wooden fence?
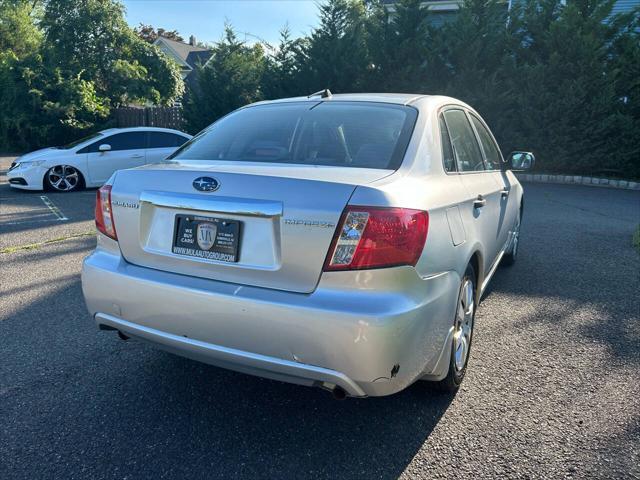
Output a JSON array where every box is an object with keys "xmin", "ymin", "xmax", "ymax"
[{"xmin": 112, "ymin": 106, "xmax": 185, "ymax": 131}]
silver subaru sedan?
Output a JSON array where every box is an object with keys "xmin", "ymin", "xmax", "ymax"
[{"xmin": 81, "ymin": 92, "xmax": 534, "ymax": 398}]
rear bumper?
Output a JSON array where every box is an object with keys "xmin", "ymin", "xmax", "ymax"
[
  {"xmin": 82, "ymin": 243, "xmax": 459, "ymax": 397},
  {"xmin": 96, "ymin": 312, "xmax": 367, "ymax": 396}
]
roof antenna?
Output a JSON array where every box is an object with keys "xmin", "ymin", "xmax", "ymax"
[{"xmin": 308, "ymin": 89, "xmax": 332, "ymax": 99}]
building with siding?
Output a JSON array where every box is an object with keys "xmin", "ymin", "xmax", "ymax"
[
  {"xmin": 382, "ymin": 0, "xmax": 470, "ymax": 27},
  {"xmin": 610, "ymin": 0, "xmax": 639, "ymax": 16},
  {"xmin": 382, "ymin": 0, "xmax": 639, "ymax": 26}
]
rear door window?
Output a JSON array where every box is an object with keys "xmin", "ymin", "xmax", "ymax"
[
  {"xmin": 443, "ymin": 110, "xmax": 484, "ymax": 172},
  {"xmin": 107, "ymin": 132, "xmax": 147, "ymax": 151},
  {"xmin": 469, "ymin": 114, "xmax": 502, "ymax": 171},
  {"xmin": 147, "ymin": 132, "xmax": 188, "ymax": 149}
]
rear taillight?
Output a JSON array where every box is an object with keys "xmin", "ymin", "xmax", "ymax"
[
  {"xmin": 95, "ymin": 185, "xmax": 117, "ymax": 240},
  {"xmin": 323, "ymin": 206, "xmax": 428, "ymax": 271}
]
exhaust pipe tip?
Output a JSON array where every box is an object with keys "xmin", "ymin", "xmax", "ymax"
[
  {"xmin": 332, "ymin": 386, "xmax": 347, "ymax": 401},
  {"xmin": 117, "ymin": 330, "xmax": 130, "ymax": 341}
]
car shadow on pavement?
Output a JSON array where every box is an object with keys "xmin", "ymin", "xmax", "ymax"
[
  {"xmin": 473, "ymin": 188, "xmax": 639, "ymax": 477},
  {"xmin": 1, "ymin": 272, "xmax": 455, "ymax": 480},
  {"xmin": 484, "ymin": 183, "xmax": 639, "ymax": 359}
]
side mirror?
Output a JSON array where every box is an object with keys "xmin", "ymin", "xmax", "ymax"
[
  {"xmin": 98, "ymin": 144, "xmax": 111, "ymax": 152},
  {"xmin": 506, "ymin": 151, "xmax": 535, "ymax": 171}
]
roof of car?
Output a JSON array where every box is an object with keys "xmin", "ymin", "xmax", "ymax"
[
  {"xmin": 99, "ymin": 127, "xmax": 190, "ymax": 136},
  {"xmin": 249, "ymin": 93, "xmax": 431, "ymax": 107}
]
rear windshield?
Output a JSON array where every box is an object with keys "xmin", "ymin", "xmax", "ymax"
[{"xmin": 168, "ymin": 102, "xmax": 418, "ymax": 170}]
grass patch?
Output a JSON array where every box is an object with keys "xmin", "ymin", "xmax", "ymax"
[
  {"xmin": 0, "ymin": 231, "xmax": 95, "ymax": 254},
  {"xmin": 634, "ymin": 225, "xmax": 640, "ymax": 254}
]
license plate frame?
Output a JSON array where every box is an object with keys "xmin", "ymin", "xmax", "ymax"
[{"xmin": 172, "ymin": 214, "xmax": 241, "ymax": 263}]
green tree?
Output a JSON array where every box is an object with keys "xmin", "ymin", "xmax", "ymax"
[
  {"xmin": 0, "ymin": 0, "xmax": 183, "ymax": 152},
  {"xmin": 183, "ymin": 26, "xmax": 265, "ymax": 133},
  {"xmin": 109, "ymin": 39, "xmax": 185, "ymax": 106},
  {"xmin": 365, "ymin": 0, "xmax": 431, "ymax": 91},
  {"xmin": 134, "ymin": 23, "xmax": 184, "ymax": 43},
  {"xmin": 297, "ymin": 0, "xmax": 370, "ymax": 93},
  {"xmin": 499, "ymin": 0, "xmax": 635, "ymax": 175},
  {"xmin": 0, "ymin": 51, "xmax": 109, "ymax": 151},
  {"xmin": 40, "ymin": 0, "xmax": 183, "ymax": 107},
  {"xmin": 607, "ymin": 7, "xmax": 640, "ymax": 175},
  {"xmin": 0, "ymin": 0, "xmax": 43, "ymax": 58},
  {"xmin": 41, "ymin": 0, "xmax": 130, "ymax": 78},
  {"xmin": 426, "ymin": 0, "xmax": 513, "ymax": 120},
  {"xmin": 262, "ymin": 26, "xmax": 306, "ymax": 99}
]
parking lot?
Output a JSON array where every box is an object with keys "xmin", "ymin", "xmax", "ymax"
[{"xmin": 1, "ymin": 155, "xmax": 639, "ymax": 479}]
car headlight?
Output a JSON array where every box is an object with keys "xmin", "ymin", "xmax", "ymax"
[{"xmin": 19, "ymin": 160, "xmax": 46, "ymax": 169}]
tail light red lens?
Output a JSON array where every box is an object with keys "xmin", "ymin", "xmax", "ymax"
[
  {"xmin": 95, "ymin": 185, "xmax": 117, "ymax": 240},
  {"xmin": 324, "ymin": 206, "xmax": 429, "ymax": 271}
]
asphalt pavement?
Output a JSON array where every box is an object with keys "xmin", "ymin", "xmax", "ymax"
[{"xmin": 1, "ymin": 156, "xmax": 639, "ymax": 479}]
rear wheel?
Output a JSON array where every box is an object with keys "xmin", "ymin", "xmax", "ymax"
[
  {"xmin": 45, "ymin": 165, "xmax": 83, "ymax": 192},
  {"xmin": 502, "ymin": 210, "xmax": 521, "ymax": 266},
  {"xmin": 435, "ymin": 264, "xmax": 476, "ymax": 392}
]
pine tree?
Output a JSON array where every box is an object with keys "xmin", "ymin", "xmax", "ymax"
[
  {"xmin": 262, "ymin": 27, "xmax": 306, "ymax": 99},
  {"xmin": 297, "ymin": 0, "xmax": 370, "ymax": 93},
  {"xmin": 500, "ymin": 0, "xmax": 634, "ymax": 174},
  {"xmin": 183, "ymin": 25, "xmax": 266, "ymax": 133}
]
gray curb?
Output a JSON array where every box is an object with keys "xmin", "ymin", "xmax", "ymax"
[{"xmin": 515, "ymin": 173, "xmax": 640, "ymax": 191}]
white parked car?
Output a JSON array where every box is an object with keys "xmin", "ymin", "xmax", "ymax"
[
  {"xmin": 7, "ymin": 127, "xmax": 191, "ymax": 192},
  {"xmin": 82, "ymin": 93, "xmax": 534, "ymax": 398}
]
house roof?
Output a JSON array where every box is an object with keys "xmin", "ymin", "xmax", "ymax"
[
  {"xmin": 155, "ymin": 37, "xmax": 213, "ymax": 70},
  {"xmin": 184, "ymin": 50, "xmax": 213, "ymax": 70}
]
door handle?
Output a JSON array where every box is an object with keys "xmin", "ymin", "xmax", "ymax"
[
  {"xmin": 501, "ymin": 189, "xmax": 510, "ymax": 198},
  {"xmin": 473, "ymin": 196, "xmax": 486, "ymax": 209},
  {"xmin": 130, "ymin": 154, "xmax": 144, "ymax": 159}
]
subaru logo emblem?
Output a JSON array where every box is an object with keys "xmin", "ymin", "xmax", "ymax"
[{"xmin": 192, "ymin": 176, "xmax": 220, "ymax": 192}]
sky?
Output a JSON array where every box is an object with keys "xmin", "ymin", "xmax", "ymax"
[{"xmin": 122, "ymin": 0, "xmax": 322, "ymax": 46}]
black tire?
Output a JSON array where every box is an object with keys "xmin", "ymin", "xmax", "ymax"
[
  {"xmin": 502, "ymin": 210, "xmax": 521, "ymax": 266},
  {"xmin": 44, "ymin": 165, "xmax": 83, "ymax": 192},
  {"xmin": 434, "ymin": 263, "xmax": 477, "ymax": 393}
]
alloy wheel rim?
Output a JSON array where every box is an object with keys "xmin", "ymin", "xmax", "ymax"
[
  {"xmin": 512, "ymin": 215, "xmax": 521, "ymax": 257},
  {"xmin": 453, "ymin": 278, "xmax": 474, "ymax": 372},
  {"xmin": 48, "ymin": 165, "xmax": 79, "ymax": 191}
]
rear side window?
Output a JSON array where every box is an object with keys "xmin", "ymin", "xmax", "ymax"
[
  {"xmin": 469, "ymin": 114, "xmax": 502, "ymax": 170},
  {"xmin": 147, "ymin": 132, "xmax": 188, "ymax": 149},
  {"xmin": 168, "ymin": 102, "xmax": 418, "ymax": 170},
  {"xmin": 82, "ymin": 132, "xmax": 146, "ymax": 153},
  {"xmin": 439, "ymin": 115, "xmax": 456, "ymax": 173},
  {"xmin": 443, "ymin": 110, "xmax": 484, "ymax": 172}
]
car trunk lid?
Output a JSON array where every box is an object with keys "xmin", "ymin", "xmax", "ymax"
[{"xmin": 110, "ymin": 163, "xmax": 392, "ymax": 293}]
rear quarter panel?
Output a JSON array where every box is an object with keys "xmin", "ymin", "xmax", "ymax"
[
  {"xmin": 345, "ymin": 99, "xmax": 489, "ymax": 379},
  {"xmin": 348, "ymin": 96, "xmax": 487, "ymax": 286}
]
